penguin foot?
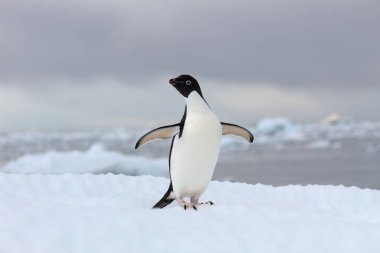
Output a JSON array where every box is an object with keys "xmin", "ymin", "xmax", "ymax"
[
  {"xmin": 182, "ymin": 203, "xmax": 197, "ymax": 211},
  {"xmin": 200, "ymin": 201, "xmax": 214, "ymax": 205},
  {"xmin": 177, "ymin": 198, "xmax": 197, "ymax": 211}
]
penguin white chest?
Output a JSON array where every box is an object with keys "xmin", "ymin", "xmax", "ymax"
[{"xmin": 170, "ymin": 92, "xmax": 222, "ymax": 198}]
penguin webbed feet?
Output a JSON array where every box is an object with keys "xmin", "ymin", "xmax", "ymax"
[
  {"xmin": 177, "ymin": 198, "xmax": 199, "ymax": 211},
  {"xmin": 199, "ymin": 201, "xmax": 214, "ymax": 205},
  {"xmin": 177, "ymin": 198, "xmax": 214, "ymax": 210},
  {"xmin": 183, "ymin": 204, "xmax": 197, "ymax": 211}
]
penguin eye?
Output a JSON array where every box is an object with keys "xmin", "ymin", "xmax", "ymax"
[{"xmin": 185, "ymin": 80, "xmax": 191, "ymax": 85}]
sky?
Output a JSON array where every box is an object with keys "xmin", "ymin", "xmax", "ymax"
[{"xmin": 0, "ymin": 0, "xmax": 379, "ymax": 132}]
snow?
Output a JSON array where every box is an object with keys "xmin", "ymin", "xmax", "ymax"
[
  {"xmin": 1, "ymin": 173, "xmax": 379, "ymax": 253},
  {"xmin": 1, "ymin": 144, "xmax": 167, "ymax": 176}
]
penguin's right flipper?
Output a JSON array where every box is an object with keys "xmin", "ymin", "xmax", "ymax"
[
  {"xmin": 153, "ymin": 182, "xmax": 175, "ymax": 209},
  {"xmin": 135, "ymin": 124, "xmax": 180, "ymax": 149}
]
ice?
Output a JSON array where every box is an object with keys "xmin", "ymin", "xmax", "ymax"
[
  {"xmin": 253, "ymin": 117, "xmax": 380, "ymax": 144},
  {"xmin": 0, "ymin": 173, "xmax": 379, "ymax": 253},
  {"xmin": 255, "ymin": 117, "xmax": 298, "ymax": 136},
  {"xmin": 1, "ymin": 118, "xmax": 380, "ymax": 165},
  {"xmin": 254, "ymin": 117, "xmax": 304, "ymax": 143},
  {"xmin": 1, "ymin": 118, "xmax": 380, "ymax": 182},
  {"xmin": 1, "ymin": 144, "xmax": 167, "ymax": 176}
]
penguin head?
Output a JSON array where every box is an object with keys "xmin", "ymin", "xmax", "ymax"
[{"xmin": 169, "ymin": 75, "xmax": 203, "ymax": 98}]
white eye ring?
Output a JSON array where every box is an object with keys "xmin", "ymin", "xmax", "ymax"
[{"xmin": 186, "ymin": 80, "xmax": 191, "ymax": 85}]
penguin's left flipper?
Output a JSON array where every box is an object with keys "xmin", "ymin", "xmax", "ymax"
[
  {"xmin": 221, "ymin": 122, "xmax": 254, "ymax": 142},
  {"xmin": 135, "ymin": 124, "xmax": 180, "ymax": 149}
]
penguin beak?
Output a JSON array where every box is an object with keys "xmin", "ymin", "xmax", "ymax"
[{"xmin": 169, "ymin": 79, "xmax": 176, "ymax": 85}]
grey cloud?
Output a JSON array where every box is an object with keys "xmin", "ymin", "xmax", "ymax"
[{"xmin": 0, "ymin": 0, "xmax": 379, "ymax": 88}]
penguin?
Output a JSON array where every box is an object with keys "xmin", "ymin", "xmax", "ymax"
[{"xmin": 135, "ymin": 75, "xmax": 254, "ymax": 210}]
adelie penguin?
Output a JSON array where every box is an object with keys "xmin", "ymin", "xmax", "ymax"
[{"xmin": 135, "ymin": 75, "xmax": 254, "ymax": 210}]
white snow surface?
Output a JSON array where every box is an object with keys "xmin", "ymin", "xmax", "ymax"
[{"xmin": 1, "ymin": 173, "xmax": 379, "ymax": 253}]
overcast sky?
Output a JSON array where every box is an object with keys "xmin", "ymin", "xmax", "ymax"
[{"xmin": 0, "ymin": 0, "xmax": 379, "ymax": 132}]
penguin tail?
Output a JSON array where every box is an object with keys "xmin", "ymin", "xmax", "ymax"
[{"xmin": 153, "ymin": 182, "xmax": 175, "ymax": 209}]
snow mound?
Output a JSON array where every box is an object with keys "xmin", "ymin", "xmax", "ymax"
[
  {"xmin": 1, "ymin": 173, "xmax": 379, "ymax": 253},
  {"xmin": 1, "ymin": 144, "xmax": 167, "ymax": 176}
]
